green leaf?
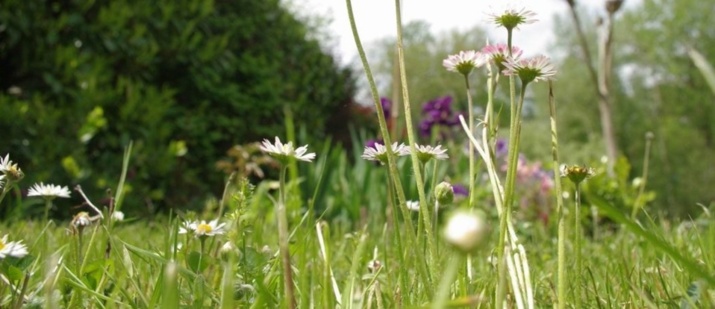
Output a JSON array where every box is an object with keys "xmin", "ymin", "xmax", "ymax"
[{"xmin": 186, "ymin": 251, "xmax": 211, "ymax": 273}]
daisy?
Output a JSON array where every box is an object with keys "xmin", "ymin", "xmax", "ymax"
[
  {"xmin": 0, "ymin": 154, "xmax": 12, "ymax": 173},
  {"xmin": 361, "ymin": 142, "xmax": 410, "ymax": 164},
  {"xmin": 414, "ymin": 144, "xmax": 449, "ymax": 164},
  {"xmin": 260, "ymin": 137, "xmax": 315, "ymax": 163},
  {"xmin": 72, "ymin": 212, "xmax": 93, "ymax": 228},
  {"xmin": 179, "ymin": 219, "xmax": 226, "ymax": 237},
  {"xmin": 406, "ymin": 200, "xmax": 420, "ymax": 212},
  {"xmin": 442, "ymin": 50, "xmax": 488, "ymax": 76},
  {"xmin": 482, "ymin": 43, "xmax": 523, "ymax": 72},
  {"xmin": 487, "ymin": 4, "xmax": 538, "ymax": 31},
  {"xmin": 0, "ymin": 234, "xmax": 28, "ymax": 259},
  {"xmin": 503, "ymin": 55, "xmax": 557, "ymax": 84},
  {"xmin": 27, "ymin": 183, "xmax": 71, "ymax": 199},
  {"xmin": 560, "ymin": 164, "xmax": 596, "ymax": 185}
]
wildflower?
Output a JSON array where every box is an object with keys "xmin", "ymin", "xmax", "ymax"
[
  {"xmin": 367, "ymin": 259, "xmax": 382, "ymax": 273},
  {"xmin": 482, "ymin": 43, "xmax": 523, "ymax": 72},
  {"xmin": 364, "ymin": 139, "xmax": 384, "ymax": 150},
  {"xmin": 560, "ymin": 164, "xmax": 595, "ymax": 185},
  {"xmin": 495, "ymin": 139, "xmax": 508, "ymax": 157},
  {"xmin": 260, "ymin": 137, "xmax": 315, "ymax": 163},
  {"xmin": 452, "ymin": 184, "xmax": 469, "ymax": 197},
  {"xmin": 0, "ymin": 234, "xmax": 28, "ymax": 259},
  {"xmin": 0, "ymin": 154, "xmax": 13, "ymax": 173},
  {"xmin": 442, "ymin": 50, "xmax": 488, "ymax": 76},
  {"xmin": 111, "ymin": 211, "xmax": 125, "ymax": 222},
  {"xmin": 419, "ymin": 96, "xmax": 461, "ymax": 138},
  {"xmin": 72, "ymin": 212, "xmax": 92, "ymax": 228},
  {"xmin": 444, "ymin": 210, "xmax": 489, "ymax": 252},
  {"xmin": 361, "ymin": 142, "xmax": 410, "ymax": 164},
  {"xmin": 27, "ymin": 183, "xmax": 71, "ymax": 199},
  {"xmin": 179, "ymin": 219, "xmax": 226, "ymax": 237},
  {"xmin": 488, "ymin": 4, "xmax": 538, "ymax": 31},
  {"xmin": 414, "ymin": 144, "xmax": 449, "ymax": 164},
  {"xmin": 380, "ymin": 97, "xmax": 392, "ymax": 120},
  {"xmin": 406, "ymin": 200, "xmax": 420, "ymax": 212},
  {"xmin": 503, "ymin": 55, "xmax": 557, "ymax": 84},
  {"xmin": 435, "ymin": 182, "xmax": 455, "ymax": 205}
]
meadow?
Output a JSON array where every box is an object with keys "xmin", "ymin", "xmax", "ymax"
[{"xmin": 2, "ymin": 1, "xmax": 715, "ymax": 308}]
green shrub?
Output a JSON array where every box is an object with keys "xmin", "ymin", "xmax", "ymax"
[{"xmin": 0, "ymin": 0, "xmax": 356, "ymax": 216}]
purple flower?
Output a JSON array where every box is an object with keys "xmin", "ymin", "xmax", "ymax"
[
  {"xmin": 365, "ymin": 139, "xmax": 384, "ymax": 150},
  {"xmin": 380, "ymin": 97, "xmax": 392, "ymax": 119},
  {"xmin": 419, "ymin": 96, "xmax": 461, "ymax": 138},
  {"xmin": 495, "ymin": 139, "xmax": 507, "ymax": 157},
  {"xmin": 452, "ymin": 184, "xmax": 469, "ymax": 197}
]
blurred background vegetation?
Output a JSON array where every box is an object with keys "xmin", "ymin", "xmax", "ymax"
[{"xmin": 0, "ymin": 0, "xmax": 713, "ymax": 218}]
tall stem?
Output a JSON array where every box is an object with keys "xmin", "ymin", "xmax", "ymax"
[
  {"xmin": 43, "ymin": 199, "xmax": 52, "ymax": 222},
  {"xmin": 465, "ymin": 75, "xmax": 476, "ymax": 209},
  {"xmin": 432, "ymin": 254, "xmax": 463, "ymax": 309},
  {"xmin": 277, "ymin": 166, "xmax": 296, "ymax": 309},
  {"xmin": 345, "ymin": 0, "xmax": 431, "ymax": 291},
  {"xmin": 574, "ymin": 183, "xmax": 583, "ymax": 309},
  {"xmin": 393, "ymin": 0, "xmax": 437, "ymax": 276},
  {"xmin": 548, "ymin": 82, "xmax": 567, "ymax": 309}
]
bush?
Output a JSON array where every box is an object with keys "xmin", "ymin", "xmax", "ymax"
[{"xmin": 0, "ymin": 0, "xmax": 356, "ymax": 216}]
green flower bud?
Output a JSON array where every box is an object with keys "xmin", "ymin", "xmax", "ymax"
[{"xmin": 435, "ymin": 182, "xmax": 454, "ymax": 205}]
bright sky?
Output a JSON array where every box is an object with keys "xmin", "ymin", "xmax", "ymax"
[{"xmin": 291, "ymin": 0, "xmax": 639, "ymax": 64}]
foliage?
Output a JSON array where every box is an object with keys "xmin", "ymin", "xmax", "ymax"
[
  {"xmin": 0, "ymin": 0, "xmax": 356, "ymax": 216},
  {"xmin": 549, "ymin": 0, "xmax": 715, "ymax": 214}
]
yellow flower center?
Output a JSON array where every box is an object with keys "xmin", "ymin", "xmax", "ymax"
[
  {"xmin": 0, "ymin": 240, "xmax": 5, "ymax": 251},
  {"xmin": 196, "ymin": 223, "xmax": 213, "ymax": 234}
]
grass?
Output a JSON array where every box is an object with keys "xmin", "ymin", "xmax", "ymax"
[{"xmin": 1, "ymin": 145, "xmax": 714, "ymax": 308}]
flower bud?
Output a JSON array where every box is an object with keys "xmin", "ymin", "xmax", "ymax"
[
  {"xmin": 435, "ymin": 182, "xmax": 454, "ymax": 205},
  {"xmin": 444, "ymin": 210, "xmax": 489, "ymax": 253}
]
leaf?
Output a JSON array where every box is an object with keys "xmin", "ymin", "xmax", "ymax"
[{"xmin": 186, "ymin": 251, "xmax": 211, "ymax": 273}]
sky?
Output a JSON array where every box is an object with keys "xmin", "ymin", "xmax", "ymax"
[{"xmin": 290, "ymin": 0, "xmax": 640, "ymax": 65}]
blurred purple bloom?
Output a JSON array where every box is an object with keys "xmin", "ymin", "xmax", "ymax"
[
  {"xmin": 365, "ymin": 139, "xmax": 384, "ymax": 150},
  {"xmin": 495, "ymin": 139, "xmax": 507, "ymax": 157},
  {"xmin": 452, "ymin": 184, "xmax": 469, "ymax": 197},
  {"xmin": 380, "ymin": 97, "xmax": 392, "ymax": 119},
  {"xmin": 419, "ymin": 96, "xmax": 461, "ymax": 138}
]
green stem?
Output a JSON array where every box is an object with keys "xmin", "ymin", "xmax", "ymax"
[
  {"xmin": 0, "ymin": 181, "xmax": 13, "ymax": 205},
  {"xmin": 465, "ymin": 74, "xmax": 476, "ymax": 210},
  {"xmin": 574, "ymin": 182, "xmax": 583, "ymax": 309},
  {"xmin": 393, "ymin": 0, "xmax": 436, "ymax": 272},
  {"xmin": 346, "ymin": 0, "xmax": 430, "ymax": 292},
  {"xmin": 278, "ymin": 166, "xmax": 296, "ymax": 309},
  {"xmin": 432, "ymin": 254, "xmax": 463, "ymax": 309},
  {"xmin": 43, "ymin": 199, "xmax": 52, "ymax": 222},
  {"xmin": 548, "ymin": 82, "xmax": 567, "ymax": 309}
]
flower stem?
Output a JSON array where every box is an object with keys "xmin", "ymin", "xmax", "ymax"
[
  {"xmin": 43, "ymin": 199, "xmax": 52, "ymax": 222},
  {"xmin": 547, "ymin": 82, "xmax": 567, "ymax": 309},
  {"xmin": 393, "ymin": 0, "xmax": 437, "ymax": 277},
  {"xmin": 464, "ymin": 74, "xmax": 476, "ymax": 210},
  {"xmin": 278, "ymin": 166, "xmax": 296, "ymax": 309},
  {"xmin": 345, "ymin": 0, "xmax": 431, "ymax": 292},
  {"xmin": 432, "ymin": 254, "xmax": 463, "ymax": 309},
  {"xmin": 574, "ymin": 182, "xmax": 583, "ymax": 309}
]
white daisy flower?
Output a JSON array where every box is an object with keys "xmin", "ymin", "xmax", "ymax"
[
  {"xmin": 487, "ymin": 4, "xmax": 538, "ymax": 31},
  {"xmin": 179, "ymin": 219, "xmax": 226, "ymax": 237},
  {"xmin": 260, "ymin": 137, "xmax": 316, "ymax": 163},
  {"xmin": 27, "ymin": 183, "xmax": 71, "ymax": 199},
  {"xmin": 442, "ymin": 50, "xmax": 488, "ymax": 76},
  {"xmin": 444, "ymin": 211, "xmax": 489, "ymax": 252},
  {"xmin": 72, "ymin": 212, "xmax": 93, "ymax": 228},
  {"xmin": 414, "ymin": 144, "xmax": 449, "ymax": 164},
  {"xmin": 111, "ymin": 211, "xmax": 125, "ymax": 222},
  {"xmin": 503, "ymin": 55, "xmax": 557, "ymax": 84},
  {"xmin": 0, "ymin": 234, "xmax": 28, "ymax": 259},
  {"xmin": 0, "ymin": 154, "xmax": 12, "ymax": 173},
  {"xmin": 361, "ymin": 142, "xmax": 410, "ymax": 164},
  {"xmin": 406, "ymin": 200, "xmax": 420, "ymax": 212}
]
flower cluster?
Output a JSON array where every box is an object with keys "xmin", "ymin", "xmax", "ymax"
[
  {"xmin": 500, "ymin": 155, "xmax": 555, "ymax": 224},
  {"xmin": 362, "ymin": 142, "xmax": 449, "ymax": 165},
  {"xmin": 419, "ymin": 96, "xmax": 461, "ymax": 138}
]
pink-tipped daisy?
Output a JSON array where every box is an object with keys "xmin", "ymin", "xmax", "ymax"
[
  {"xmin": 443, "ymin": 50, "xmax": 488, "ymax": 76},
  {"xmin": 503, "ymin": 55, "xmax": 557, "ymax": 84},
  {"xmin": 487, "ymin": 4, "xmax": 538, "ymax": 31},
  {"xmin": 482, "ymin": 43, "xmax": 523, "ymax": 71}
]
